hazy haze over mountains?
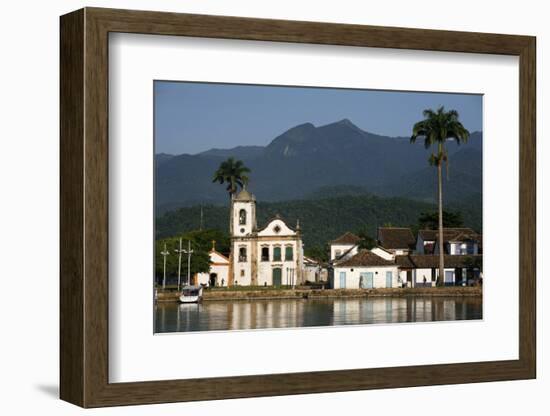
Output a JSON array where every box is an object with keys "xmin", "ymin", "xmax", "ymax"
[{"xmin": 155, "ymin": 119, "xmax": 482, "ymax": 215}]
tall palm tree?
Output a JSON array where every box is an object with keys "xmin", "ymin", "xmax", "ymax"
[
  {"xmin": 212, "ymin": 157, "xmax": 251, "ymax": 199},
  {"xmin": 212, "ymin": 158, "xmax": 250, "ymax": 287},
  {"xmin": 411, "ymin": 106, "xmax": 469, "ymax": 286}
]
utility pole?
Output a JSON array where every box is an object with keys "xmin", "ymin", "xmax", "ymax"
[
  {"xmin": 160, "ymin": 243, "xmax": 170, "ymax": 289},
  {"xmin": 200, "ymin": 205, "xmax": 204, "ymax": 231},
  {"xmin": 183, "ymin": 240, "xmax": 194, "ymax": 286},
  {"xmin": 174, "ymin": 238, "xmax": 185, "ymax": 291}
]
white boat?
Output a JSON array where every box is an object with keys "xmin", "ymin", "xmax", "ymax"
[{"xmin": 179, "ymin": 285, "xmax": 203, "ymax": 304}]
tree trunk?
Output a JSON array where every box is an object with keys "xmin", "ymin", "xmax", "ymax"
[
  {"xmin": 437, "ymin": 161, "xmax": 445, "ymax": 286},
  {"xmin": 228, "ymin": 193, "xmax": 234, "ymax": 287}
]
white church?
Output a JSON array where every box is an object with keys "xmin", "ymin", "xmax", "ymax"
[{"xmin": 195, "ymin": 188, "xmax": 305, "ymax": 287}]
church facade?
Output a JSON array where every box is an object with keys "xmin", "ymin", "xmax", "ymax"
[{"xmin": 229, "ymin": 188, "xmax": 304, "ymax": 286}]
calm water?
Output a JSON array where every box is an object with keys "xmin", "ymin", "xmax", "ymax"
[{"xmin": 154, "ymin": 296, "xmax": 482, "ymax": 333}]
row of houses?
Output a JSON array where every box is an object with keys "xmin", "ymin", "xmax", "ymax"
[
  {"xmin": 193, "ymin": 226, "xmax": 482, "ymax": 288},
  {"xmin": 329, "ymin": 227, "xmax": 482, "ymax": 289},
  {"xmin": 186, "ymin": 189, "xmax": 481, "ymax": 288}
]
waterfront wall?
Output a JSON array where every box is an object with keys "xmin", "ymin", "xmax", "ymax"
[{"xmin": 156, "ymin": 286, "xmax": 482, "ymax": 302}]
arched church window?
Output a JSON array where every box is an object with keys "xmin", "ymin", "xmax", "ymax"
[
  {"xmin": 239, "ymin": 209, "xmax": 247, "ymax": 225},
  {"xmin": 239, "ymin": 247, "xmax": 247, "ymax": 262}
]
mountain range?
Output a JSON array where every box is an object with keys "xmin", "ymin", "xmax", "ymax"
[{"xmin": 155, "ymin": 119, "xmax": 482, "ymax": 215}]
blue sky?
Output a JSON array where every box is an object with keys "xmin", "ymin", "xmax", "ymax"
[{"xmin": 154, "ymin": 81, "xmax": 482, "ymax": 155}]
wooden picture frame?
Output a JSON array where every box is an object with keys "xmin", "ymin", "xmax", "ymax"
[{"xmin": 60, "ymin": 7, "xmax": 536, "ymax": 408}]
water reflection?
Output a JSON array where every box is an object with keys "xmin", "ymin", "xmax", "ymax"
[{"xmin": 154, "ymin": 296, "xmax": 482, "ymax": 333}]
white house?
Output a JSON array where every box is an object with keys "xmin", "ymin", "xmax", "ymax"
[
  {"xmin": 329, "ymin": 232, "xmax": 361, "ymax": 262},
  {"xmin": 194, "ymin": 243, "xmax": 230, "ymax": 287},
  {"xmin": 416, "ymin": 228, "xmax": 481, "ymax": 255},
  {"xmin": 332, "ymin": 250, "xmax": 400, "ymax": 289},
  {"xmin": 395, "ymin": 254, "xmax": 482, "ymax": 287},
  {"xmin": 230, "ymin": 188, "xmax": 304, "ymax": 286}
]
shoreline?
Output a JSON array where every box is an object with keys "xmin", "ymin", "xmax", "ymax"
[{"xmin": 156, "ymin": 286, "xmax": 482, "ymax": 302}]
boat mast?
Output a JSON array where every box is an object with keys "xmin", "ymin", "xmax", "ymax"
[{"xmin": 160, "ymin": 243, "xmax": 169, "ymax": 289}]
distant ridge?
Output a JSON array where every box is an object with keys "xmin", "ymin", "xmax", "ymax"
[
  {"xmin": 198, "ymin": 145, "xmax": 265, "ymax": 160},
  {"xmin": 155, "ymin": 119, "xmax": 482, "ymax": 214}
]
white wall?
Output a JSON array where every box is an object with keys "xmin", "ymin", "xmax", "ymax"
[
  {"xmin": 330, "ymin": 244, "xmax": 358, "ymax": 261},
  {"xmin": 448, "ymin": 242, "xmax": 479, "ymax": 255},
  {"xmin": 233, "ymin": 241, "xmax": 253, "ymax": 285},
  {"xmin": 233, "ymin": 200, "xmax": 255, "ymax": 235},
  {"xmin": 333, "ymin": 266, "xmax": 400, "ymax": 288},
  {"xmin": 195, "ymin": 262, "xmax": 229, "ymax": 286},
  {"xmin": 413, "ymin": 268, "xmax": 434, "ymax": 286},
  {"xmin": 0, "ymin": 1, "xmax": 546, "ymax": 416},
  {"xmin": 371, "ymin": 247, "xmax": 394, "ymax": 261},
  {"xmin": 412, "ymin": 268, "xmax": 457, "ymax": 286}
]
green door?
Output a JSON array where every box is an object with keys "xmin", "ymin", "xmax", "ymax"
[{"xmin": 272, "ymin": 267, "xmax": 282, "ymax": 286}]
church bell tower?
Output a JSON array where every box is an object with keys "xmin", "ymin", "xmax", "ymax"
[
  {"xmin": 231, "ymin": 187, "xmax": 257, "ymax": 237},
  {"xmin": 230, "ymin": 187, "xmax": 258, "ymax": 286}
]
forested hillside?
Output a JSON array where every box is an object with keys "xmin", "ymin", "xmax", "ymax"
[{"xmin": 156, "ymin": 193, "xmax": 482, "ymax": 258}]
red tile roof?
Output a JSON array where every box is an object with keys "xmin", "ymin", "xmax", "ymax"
[
  {"xmin": 378, "ymin": 227, "xmax": 415, "ymax": 250},
  {"xmin": 395, "ymin": 254, "xmax": 482, "ymax": 268},
  {"xmin": 418, "ymin": 228, "xmax": 481, "ymax": 244},
  {"xmin": 330, "ymin": 232, "xmax": 361, "ymax": 245},
  {"xmin": 336, "ymin": 250, "xmax": 395, "ymax": 267}
]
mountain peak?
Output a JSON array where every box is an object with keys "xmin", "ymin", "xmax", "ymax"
[
  {"xmin": 287, "ymin": 122, "xmax": 315, "ymax": 132},
  {"xmin": 336, "ymin": 118, "xmax": 354, "ymax": 126},
  {"xmin": 320, "ymin": 118, "xmax": 363, "ymax": 132},
  {"xmin": 316, "ymin": 118, "xmax": 367, "ymax": 139}
]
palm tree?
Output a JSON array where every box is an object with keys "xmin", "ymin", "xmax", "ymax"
[
  {"xmin": 212, "ymin": 158, "xmax": 250, "ymax": 287},
  {"xmin": 411, "ymin": 106, "xmax": 469, "ymax": 286},
  {"xmin": 212, "ymin": 157, "xmax": 251, "ymax": 199}
]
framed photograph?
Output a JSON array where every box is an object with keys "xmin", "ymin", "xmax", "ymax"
[{"xmin": 60, "ymin": 7, "xmax": 536, "ymax": 408}]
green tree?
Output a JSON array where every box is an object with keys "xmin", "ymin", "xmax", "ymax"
[
  {"xmin": 212, "ymin": 157, "xmax": 251, "ymax": 199},
  {"xmin": 418, "ymin": 210, "xmax": 464, "ymax": 230},
  {"xmin": 155, "ymin": 229, "xmax": 230, "ymax": 286},
  {"xmin": 155, "ymin": 237, "xmax": 208, "ymax": 286},
  {"xmin": 356, "ymin": 227, "xmax": 377, "ymax": 250},
  {"xmin": 212, "ymin": 158, "xmax": 251, "ymax": 286},
  {"xmin": 411, "ymin": 106, "xmax": 470, "ymax": 285},
  {"xmin": 212, "ymin": 157, "xmax": 251, "ymax": 234},
  {"xmin": 304, "ymin": 244, "xmax": 329, "ymax": 263}
]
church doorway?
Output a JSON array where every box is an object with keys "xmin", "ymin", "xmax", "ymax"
[
  {"xmin": 272, "ymin": 268, "xmax": 282, "ymax": 286},
  {"xmin": 209, "ymin": 273, "xmax": 218, "ymax": 287}
]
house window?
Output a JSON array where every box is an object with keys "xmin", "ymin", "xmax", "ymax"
[
  {"xmin": 273, "ymin": 246, "xmax": 281, "ymax": 261},
  {"xmin": 239, "ymin": 209, "xmax": 247, "ymax": 225},
  {"xmin": 335, "ymin": 250, "xmax": 342, "ymax": 258},
  {"xmin": 240, "ymin": 270, "xmax": 245, "ymax": 277},
  {"xmin": 261, "ymin": 246, "xmax": 269, "ymax": 261},
  {"xmin": 239, "ymin": 247, "xmax": 247, "ymax": 262},
  {"xmin": 285, "ymin": 246, "xmax": 293, "ymax": 261}
]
